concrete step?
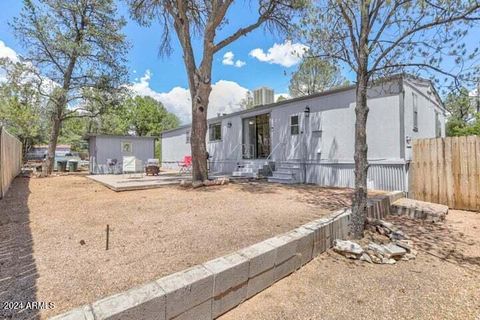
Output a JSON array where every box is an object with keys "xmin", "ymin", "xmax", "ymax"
[
  {"xmin": 232, "ymin": 171, "xmax": 258, "ymax": 178},
  {"xmin": 391, "ymin": 198, "xmax": 448, "ymax": 222},
  {"xmin": 275, "ymin": 168, "xmax": 295, "ymax": 174},
  {"xmin": 267, "ymin": 176, "xmax": 296, "ymax": 184},
  {"xmin": 277, "ymin": 163, "xmax": 301, "ymax": 170},
  {"xmin": 272, "ymin": 171, "xmax": 295, "ymax": 179}
]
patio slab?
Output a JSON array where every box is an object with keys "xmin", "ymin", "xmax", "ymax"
[{"xmin": 87, "ymin": 172, "xmax": 229, "ymax": 191}]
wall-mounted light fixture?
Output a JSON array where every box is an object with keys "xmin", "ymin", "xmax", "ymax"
[
  {"xmin": 304, "ymin": 105, "xmax": 311, "ymax": 118},
  {"xmin": 227, "ymin": 121, "xmax": 232, "ymax": 128},
  {"xmin": 406, "ymin": 135, "xmax": 412, "ymax": 148}
]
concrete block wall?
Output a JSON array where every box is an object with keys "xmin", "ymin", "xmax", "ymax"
[{"xmin": 50, "ymin": 191, "xmax": 405, "ymax": 320}]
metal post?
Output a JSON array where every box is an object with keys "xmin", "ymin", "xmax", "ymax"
[{"xmin": 106, "ymin": 224, "xmax": 110, "ymax": 250}]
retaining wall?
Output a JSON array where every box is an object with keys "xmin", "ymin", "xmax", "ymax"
[
  {"xmin": 51, "ymin": 191, "xmax": 405, "ymax": 320},
  {"xmin": 0, "ymin": 127, "xmax": 22, "ymax": 199}
]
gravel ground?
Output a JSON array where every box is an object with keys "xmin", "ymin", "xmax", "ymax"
[
  {"xmin": 0, "ymin": 175, "xmax": 356, "ymax": 319},
  {"xmin": 221, "ymin": 210, "xmax": 480, "ymax": 320}
]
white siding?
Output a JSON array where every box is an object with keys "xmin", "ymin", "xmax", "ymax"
[
  {"xmin": 160, "ymin": 76, "xmax": 443, "ymax": 191},
  {"xmin": 89, "ymin": 136, "xmax": 155, "ymax": 174}
]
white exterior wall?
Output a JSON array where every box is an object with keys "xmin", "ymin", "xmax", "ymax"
[
  {"xmin": 269, "ymin": 83, "xmax": 402, "ymax": 163},
  {"xmin": 161, "ymin": 128, "xmax": 191, "ymax": 168},
  {"xmin": 160, "ymin": 77, "xmax": 445, "ymax": 191},
  {"xmin": 89, "ymin": 136, "xmax": 155, "ymax": 174},
  {"xmin": 403, "ymin": 80, "xmax": 446, "ymax": 140}
]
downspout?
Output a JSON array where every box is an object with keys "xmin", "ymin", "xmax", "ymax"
[
  {"xmin": 399, "ymin": 78, "xmax": 409, "ymax": 194},
  {"xmin": 303, "ymin": 113, "xmax": 308, "ymax": 184}
]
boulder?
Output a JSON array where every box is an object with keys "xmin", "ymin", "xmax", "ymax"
[
  {"xmin": 367, "ymin": 243, "xmax": 388, "ymax": 257},
  {"xmin": 333, "ymin": 240, "xmax": 364, "ymax": 258},
  {"xmin": 383, "ymin": 243, "xmax": 407, "ymax": 258},
  {"xmin": 359, "ymin": 253, "xmax": 373, "ymax": 263}
]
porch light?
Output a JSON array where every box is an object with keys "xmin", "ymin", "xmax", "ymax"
[
  {"xmin": 304, "ymin": 106, "xmax": 310, "ymax": 118},
  {"xmin": 227, "ymin": 121, "xmax": 232, "ymax": 128}
]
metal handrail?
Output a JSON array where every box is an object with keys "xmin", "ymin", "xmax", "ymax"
[
  {"xmin": 265, "ymin": 142, "xmax": 286, "ymax": 175},
  {"xmin": 226, "ymin": 143, "xmax": 243, "ymax": 160},
  {"xmin": 266, "ymin": 142, "xmax": 286, "ymax": 162},
  {"xmin": 226, "ymin": 143, "xmax": 255, "ymax": 160}
]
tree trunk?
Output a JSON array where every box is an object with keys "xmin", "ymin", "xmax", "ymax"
[
  {"xmin": 190, "ymin": 80, "xmax": 211, "ymax": 182},
  {"xmin": 351, "ymin": 69, "xmax": 370, "ymax": 238},
  {"xmin": 45, "ymin": 115, "xmax": 61, "ymax": 175},
  {"xmin": 351, "ymin": 0, "xmax": 370, "ymax": 239}
]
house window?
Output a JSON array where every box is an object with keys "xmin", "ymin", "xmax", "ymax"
[
  {"xmin": 186, "ymin": 130, "xmax": 190, "ymax": 144},
  {"xmin": 290, "ymin": 115, "xmax": 299, "ymax": 135},
  {"xmin": 413, "ymin": 93, "xmax": 418, "ymax": 132},
  {"xmin": 209, "ymin": 123, "xmax": 222, "ymax": 141}
]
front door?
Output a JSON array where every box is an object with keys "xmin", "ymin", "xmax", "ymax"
[{"xmin": 242, "ymin": 113, "xmax": 271, "ymax": 159}]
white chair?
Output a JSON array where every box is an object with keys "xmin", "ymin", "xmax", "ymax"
[{"xmin": 123, "ymin": 156, "xmax": 143, "ymax": 178}]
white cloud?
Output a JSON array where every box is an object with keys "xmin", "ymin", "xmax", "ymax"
[
  {"xmin": 128, "ymin": 70, "xmax": 249, "ymax": 124},
  {"xmin": 249, "ymin": 41, "xmax": 308, "ymax": 67},
  {"xmin": 0, "ymin": 40, "xmax": 19, "ymax": 63},
  {"xmin": 222, "ymin": 51, "xmax": 246, "ymax": 68},
  {"xmin": 235, "ymin": 60, "xmax": 246, "ymax": 68},
  {"xmin": 0, "ymin": 40, "xmax": 20, "ymax": 82},
  {"xmin": 222, "ymin": 51, "xmax": 234, "ymax": 65},
  {"xmin": 274, "ymin": 93, "xmax": 290, "ymax": 101}
]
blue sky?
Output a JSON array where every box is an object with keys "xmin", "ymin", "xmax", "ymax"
[
  {"xmin": 1, "ymin": 1, "xmax": 479, "ymax": 123},
  {"xmin": 0, "ymin": 1, "xmax": 312, "ymax": 122}
]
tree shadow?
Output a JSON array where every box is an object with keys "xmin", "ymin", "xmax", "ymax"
[
  {"xmin": 388, "ymin": 215, "xmax": 480, "ymax": 271},
  {"xmin": 0, "ymin": 178, "xmax": 39, "ymax": 320}
]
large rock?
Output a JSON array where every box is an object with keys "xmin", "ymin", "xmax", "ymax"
[
  {"xmin": 333, "ymin": 240, "xmax": 363, "ymax": 258},
  {"xmin": 383, "ymin": 243, "xmax": 407, "ymax": 258}
]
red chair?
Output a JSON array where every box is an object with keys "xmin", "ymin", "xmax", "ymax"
[{"xmin": 178, "ymin": 155, "xmax": 192, "ymax": 175}]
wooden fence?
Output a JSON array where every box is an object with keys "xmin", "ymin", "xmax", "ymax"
[
  {"xmin": 0, "ymin": 127, "xmax": 22, "ymax": 199},
  {"xmin": 410, "ymin": 136, "xmax": 480, "ymax": 211}
]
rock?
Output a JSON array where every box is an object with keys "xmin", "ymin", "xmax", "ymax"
[
  {"xmin": 179, "ymin": 180, "xmax": 192, "ymax": 188},
  {"xmin": 79, "ymin": 240, "xmax": 86, "ymax": 245},
  {"xmin": 203, "ymin": 180, "xmax": 215, "ymax": 186},
  {"xmin": 383, "ymin": 243, "xmax": 407, "ymax": 258},
  {"xmin": 359, "ymin": 253, "xmax": 373, "ymax": 263},
  {"xmin": 370, "ymin": 254, "xmax": 383, "ymax": 264},
  {"xmin": 192, "ymin": 181, "xmax": 204, "ymax": 188},
  {"xmin": 367, "ymin": 243, "xmax": 388, "ymax": 257},
  {"xmin": 333, "ymin": 240, "xmax": 364, "ymax": 257},
  {"xmin": 389, "ymin": 230, "xmax": 409, "ymax": 240},
  {"xmin": 404, "ymin": 253, "xmax": 416, "ymax": 260},
  {"xmin": 376, "ymin": 226, "xmax": 386, "ymax": 235},
  {"xmin": 394, "ymin": 240, "xmax": 414, "ymax": 252},
  {"xmin": 382, "ymin": 258, "xmax": 397, "ymax": 264}
]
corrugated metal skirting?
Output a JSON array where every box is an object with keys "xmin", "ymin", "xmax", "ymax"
[{"xmin": 306, "ymin": 163, "xmax": 406, "ymax": 191}]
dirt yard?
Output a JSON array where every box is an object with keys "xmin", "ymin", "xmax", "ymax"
[
  {"xmin": 221, "ymin": 210, "xmax": 480, "ymax": 320},
  {"xmin": 0, "ymin": 175, "xmax": 356, "ymax": 319}
]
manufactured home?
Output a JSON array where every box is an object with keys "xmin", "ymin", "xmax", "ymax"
[{"xmin": 161, "ymin": 75, "xmax": 446, "ymax": 192}]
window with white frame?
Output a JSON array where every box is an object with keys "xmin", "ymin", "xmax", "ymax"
[
  {"xmin": 413, "ymin": 93, "xmax": 418, "ymax": 132},
  {"xmin": 209, "ymin": 123, "xmax": 222, "ymax": 141},
  {"xmin": 290, "ymin": 115, "xmax": 299, "ymax": 135},
  {"xmin": 186, "ymin": 130, "xmax": 190, "ymax": 144}
]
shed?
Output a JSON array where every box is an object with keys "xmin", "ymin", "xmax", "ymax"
[{"xmin": 86, "ymin": 135, "xmax": 157, "ymax": 174}]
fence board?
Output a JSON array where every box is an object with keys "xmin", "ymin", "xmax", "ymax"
[
  {"xmin": 410, "ymin": 136, "xmax": 480, "ymax": 211},
  {"xmin": 0, "ymin": 127, "xmax": 23, "ymax": 199}
]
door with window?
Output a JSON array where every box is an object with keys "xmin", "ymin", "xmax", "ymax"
[{"xmin": 242, "ymin": 113, "xmax": 271, "ymax": 159}]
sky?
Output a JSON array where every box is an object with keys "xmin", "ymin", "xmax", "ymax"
[{"xmin": 0, "ymin": 1, "xmax": 311, "ymax": 124}]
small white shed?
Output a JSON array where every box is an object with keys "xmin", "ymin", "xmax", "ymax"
[{"xmin": 87, "ymin": 135, "xmax": 157, "ymax": 174}]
